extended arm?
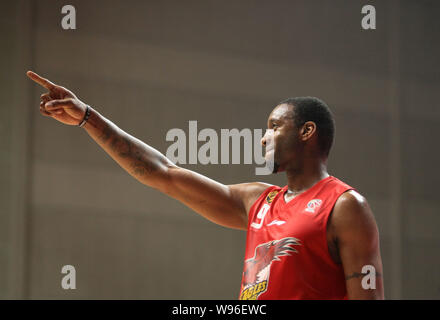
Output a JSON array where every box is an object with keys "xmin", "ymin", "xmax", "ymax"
[
  {"xmin": 27, "ymin": 71, "xmax": 270, "ymax": 230},
  {"xmin": 83, "ymin": 107, "xmax": 269, "ymax": 229}
]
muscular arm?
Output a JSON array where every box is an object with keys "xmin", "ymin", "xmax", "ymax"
[
  {"xmin": 329, "ymin": 190, "xmax": 384, "ymax": 299},
  {"xmin": 27, "ymin": 71, "xmax": 270, "ymax": 230},
  {"xmin": 84, "ymin": 108, "xmax": 270, "ymax": 229}
]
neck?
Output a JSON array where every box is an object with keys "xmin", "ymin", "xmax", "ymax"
[{"xmin": 284, "ymin": 158, "xmax": 329, "ymax": 196}]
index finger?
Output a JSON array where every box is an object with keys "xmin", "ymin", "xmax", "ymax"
[{"xmin": 26, "ymin": 71, "xmax": 56, "ymax": 90}]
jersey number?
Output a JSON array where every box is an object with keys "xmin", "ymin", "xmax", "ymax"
[{"xmin": 250, "ymin": 203, "xmax": 270, "ymax": 229}]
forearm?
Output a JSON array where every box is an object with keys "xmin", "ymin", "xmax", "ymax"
[
  {"xmin": 82, "ymin": 107, "xmax": 175, "ymax": 189},
  {"xmin": 26, "ymin": 70, "xmax": 250, "ymax": 229}
]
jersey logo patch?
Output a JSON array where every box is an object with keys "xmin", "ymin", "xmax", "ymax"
[
  {"xmin": 266, "ymin": 190, "xmax": 279, "ymax": 204},
  {"xmin": 240, "ymin": 237, "xmax": 301, "ymax": 300},
  {"xmin": 305, "ymin": 199, "xmax": 322, "ymax": 213}
]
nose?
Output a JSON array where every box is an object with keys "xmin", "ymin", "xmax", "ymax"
[{"xmin": 261, "ymin": 129, "xmax": 272, "ymax": 146}]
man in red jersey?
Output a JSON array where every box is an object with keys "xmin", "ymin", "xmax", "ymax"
[{"xmin": 27, "ymin": 71, "xmax": 384, "ymax": 300}]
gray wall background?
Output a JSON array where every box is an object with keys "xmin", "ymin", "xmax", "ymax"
[{"xmin": 1, "ymin": 0, "xmax": 439, "ymax": 299}]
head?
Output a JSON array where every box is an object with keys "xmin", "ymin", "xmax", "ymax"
[{"xmin": 261, "ymin": 96, "xmax": 335, "ymax": 173}]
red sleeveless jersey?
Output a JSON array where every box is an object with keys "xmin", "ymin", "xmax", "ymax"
[{"xmin": 239, "ymin": 176, "xmax": 353, "ymax": 300}]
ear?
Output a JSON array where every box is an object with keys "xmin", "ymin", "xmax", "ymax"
[{"xmin": 300, "ymin": 121, "xmax": 317, "ymax": 141}]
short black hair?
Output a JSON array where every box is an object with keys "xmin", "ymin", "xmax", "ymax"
[{"xmin": 279, "ymin": 96, "xmax": 335, "ymax": 157}]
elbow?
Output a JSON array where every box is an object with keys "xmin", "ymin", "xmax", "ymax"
[
  {"xmin": 135, "ymin": 160, "xmax": 178, "ymax": 193},
  {"xmin": 144, "ymin": 161, "xmax": 179, "ymax": 194}
]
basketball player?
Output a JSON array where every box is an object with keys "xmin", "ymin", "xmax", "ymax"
[{"xmin": 27, "ymin": 71, "xmax": 384, "ymax": 300}]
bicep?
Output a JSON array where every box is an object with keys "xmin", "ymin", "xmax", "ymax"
[
  {"xmin": 332, "ymin": 191, "xmax": 384, "ymax": 299},
  {"xmin": 159, "ymin": 165, "xmax": 270, "ymax": 230}
]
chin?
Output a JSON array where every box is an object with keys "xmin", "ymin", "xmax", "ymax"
[
  {"xmin": 272, "ymin": 162, "xmax": 283, "ymax": 174},
  {"xmin": 264, "ymin": 149, "xmax": 283, "ymax": 174}
]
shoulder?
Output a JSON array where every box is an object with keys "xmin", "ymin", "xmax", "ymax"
[
  {"xmin": 229, "ymin": 182, "xmax": 275, "ymax": 197},
  {"xmin": 330, "ymin": 190, "xmax": 379, "ymax": 245},
  {"xmin": 332, "ymin": 190, "xmax": 374, "ymax": 225},
  {"xmin": 334, "ymin": 190, "xmax": 370, "ymax": 214},
  {"xmin": 229, "ymin": 182, "xmax": 276, "ymax": 201},
  {"xmin": 228, "ymin": 182, "xmax": 277, "ymax": 216}
]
